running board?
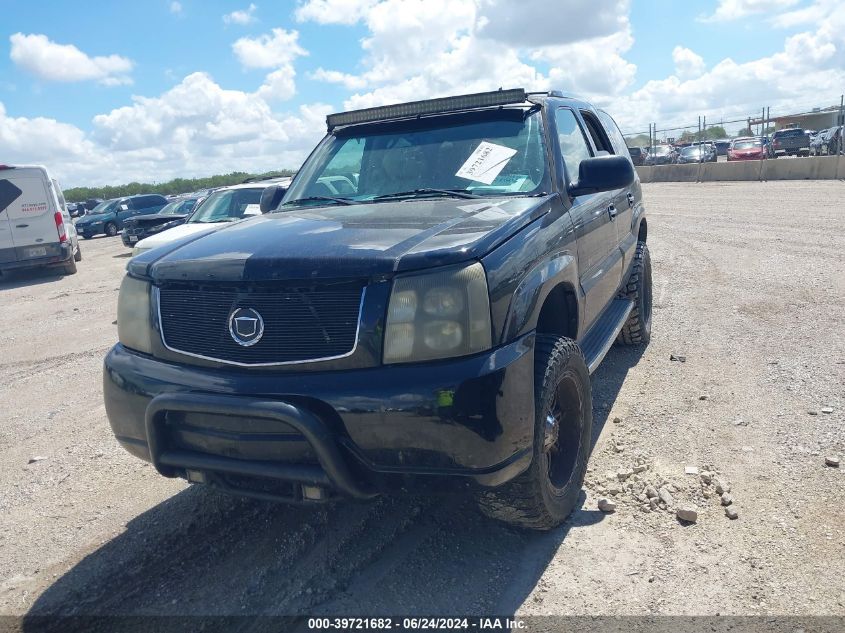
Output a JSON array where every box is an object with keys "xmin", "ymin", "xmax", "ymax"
[{"xmin": 580, "ymin": 299, "xmax": 634, "ymax": 374}]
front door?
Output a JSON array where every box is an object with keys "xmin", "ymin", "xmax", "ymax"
[{"xmin": 554, "ymin": 107, "xmax": 620, "ymax": 329}]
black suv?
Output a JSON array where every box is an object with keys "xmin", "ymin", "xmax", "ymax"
[{"xmin": 104, "ymin": 89, "xmax": 652, "ymax": 529}]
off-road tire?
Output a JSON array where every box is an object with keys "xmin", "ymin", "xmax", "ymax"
[
  {"xmin": 105, "ymin": 222, "xmax": 118, "ymax": 237},
  {"xmin": 73, "ymin": 243, "xmax": 82, "ymax": 262},
  {"xmin": 476, "ymin": 335, "xmax": 592, "ymax": 530},
  {"xmin": 617, "ymin": 241, "xmax": 652, "ymax": 346}
]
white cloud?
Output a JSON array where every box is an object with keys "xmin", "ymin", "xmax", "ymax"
[
  {"xmin": 294, "ymin": 0, "xmax": 378, "ymax": 25},
  {"xmin": 672, "ymin": 46, "xmax": 706, "ymax": 79},
  {"xmin": 232, "ymin": 28, "xmax": 307, "ymax": 69},
  {"xmin": 9, "ymin": 33, "xmax": 133, "ymax": 85},
  {"xmin": 701, "ymin": 0, "xmax": 799, "ymax": 22},
  {"xmin": 477, "ymin": 0, "xmax": 629, "ymax": 47},
  {"xmin": 169, "ymin": 1, "xmax": 183, "ymax": 15},
  {"xmin": 224, "ymin": 3, "xmax": 258, "ymax": 25},
  {"xmin": 0, "ymin": 74, "xmax": 330, "ymax": 186}
]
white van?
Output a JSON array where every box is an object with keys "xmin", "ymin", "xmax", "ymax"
[{"xmin": 0, "ymin": 165, "xmax": 81, "ymax": 276}]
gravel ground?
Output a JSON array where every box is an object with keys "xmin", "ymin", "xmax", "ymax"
[{"xmin": 0, "ymin": 181, "xmax": 843, "ymax": 624}]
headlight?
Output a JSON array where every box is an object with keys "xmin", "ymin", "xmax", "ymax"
[
  {"xmin": 117, "ymin": 275, "xmax": 153, "ymax": 353},
  {"xmin": 383, "ymin": 262, "xmax": 491, "ymax": 364}
]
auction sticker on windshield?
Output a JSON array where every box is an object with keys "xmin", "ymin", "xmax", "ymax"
[{"xmin": 456, "ymin": 141, "xmax": 517, "ymax": 184}]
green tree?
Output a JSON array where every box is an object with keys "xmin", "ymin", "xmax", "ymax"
[
  {"xmin": 63, "ymin": 169, "xmax": 296, "ymax": 202},
  {"xmin": 736, "ymin": 127, "xmax": 753, "ymax": 137}
]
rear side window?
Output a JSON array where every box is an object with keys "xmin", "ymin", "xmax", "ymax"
[
  {"xmin": 0, "ymin": 180, "xmax": 23, "ymax": 213},
  {"xmin": 597, "ymin": 110, "xmax": 633, "ymax": 160},
  {"xmin": 555, "ymin": 108, "xmax": 592, "ymax": 182},
  {"xmin": 580, "ymin": 110, "xmax": 614, "ymax": 155}
]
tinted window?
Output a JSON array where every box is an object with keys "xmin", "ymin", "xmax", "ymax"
[
  {"xmin": 774, "ymin": 129, "xmax": 804, "ymax": 137},
  {"xmin": 189, "ymin": 188, "xmax": 264, "ymax": 223},
  {"xmin": 555, "ymin": 108, "xmax": 592, "ymax": 182},
  {"xmin": 597, "ymin": 110, "xmax": 632, "ymax": 160},
  {"xmin": 0, "ymin": 180, "xmax": 23, "ymax": 212}
]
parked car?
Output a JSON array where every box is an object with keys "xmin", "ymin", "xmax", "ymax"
[
  {"xmin": 771, "ymin": 128, "xmax": 810, "ymax": 157},
  {"xmin": 824, "ymin": 126, "xmax": 843, "ymax": 155},
  {"xmin": 677, "ymin": 143, "xmax": 717, "ymax": 164},
  {"xmin": 727, "ymin": 137, "xmax": 767, "ymax": 161},
  {"xmin": 105, "ymin": 88, "xmax": 652, "ymax": 530},
  {"xmin": 131, "ymin": 179, "xmax": 290, "ymax": 256},
  {"xmin": 713, "ymin": 140, "xmax": 731, "ymax": 156},
  {"xmin": 84, "ymin": 198, "xmax": 104, "ymax": 211},
  {"xmin": 809, "ymin": 129, "xmax": 829, "ymax": 156},
  {"xmin": 0, "ymin": 164, "xmax": 81, "ymax": 276},
  {"xmin": 645, "ymin": 144, "xmax": 676, "ymax": 165},
  {"xmin": 121, "ymin": 196, "xmax": 203, "ymax": 248},
  {"xmin": 75, "ymin": 194, "xmax": 168, "ymax": 238},
  {"xmin": 66, "ymin": 201, "xmax": 84, "ymax": 217},
  {"xmin": 628, "ymin": 146, "xmax": 647, "ymax": 166}
]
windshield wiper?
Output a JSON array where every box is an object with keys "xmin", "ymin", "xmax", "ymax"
[
  {"xmin": 284, "ymin": 195, "xmax": 354, "ymax": 206},
  {"xmin": 373, "ymin": 188, "xmax": 481, "ymax": 201}
]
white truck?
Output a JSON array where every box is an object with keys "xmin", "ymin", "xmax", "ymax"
[{"xmin": 0, "ymin": 165, "xmax": 80, "ymax": 276}]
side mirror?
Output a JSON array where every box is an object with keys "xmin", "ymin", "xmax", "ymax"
[
  {"xmin": 259, "ymin": 185, "xmax": 287, "ymax": 214},
  {"xmin": 568, "ymin": 155, "xmax": 635, "ymax": 197}
]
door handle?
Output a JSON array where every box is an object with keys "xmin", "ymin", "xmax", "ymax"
[
  {"xmin": 627, "ymin": 192, "xmax": 635, "ymax": 208},
  {"xmin": 15, "ymin": 224, "xmax": 29, "ymax": 228},
  {"xmin": 607, "ymin": 204, "xmax": 618, "ymax": 220}
]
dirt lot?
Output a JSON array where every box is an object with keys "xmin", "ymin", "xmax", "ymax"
[{"xmin": 0, "ymin": 182, "xmax": 843, "ymax": 624}]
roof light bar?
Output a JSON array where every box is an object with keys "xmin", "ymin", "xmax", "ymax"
[{"xmin": 326, "ymin": 88, "xmax": 527, "ymax": 130}]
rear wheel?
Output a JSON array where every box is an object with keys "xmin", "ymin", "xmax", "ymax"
[
  {"xmin": 73, "ymin": 243, "xmax": 82, "ymax": 262},
  {"xmin": 476, "ymin": 336, "xmax": 592, "ymax": 530},
  {"xmin": 63, "ymin": 257, "xmax": 78, "ymax": 275},
  {"xmin": 617, "ymin": 241, "xmax": 652, "ymax": 346},
  {"xmin": 105, "ymin": 222, "xmax": 118, "ymax": 237}
]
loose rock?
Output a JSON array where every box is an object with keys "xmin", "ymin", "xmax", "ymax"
[
  {"xmin": 676, "ymin": 506, "xmax": 698, "ymax": 523},
  {"xmin": 617, "ymin": 468, "xmax": 633, "ymax": 481},
  {"xmin": 658, "ymin": 487, "xmax": 674, "ymax": 506},
  {"xmin": 28, "ymin": 456, "xmax": 47, "ymax": 464},
  {"xmin": 649, "ymin": 498, "xmax": 659, "ymax": 511},
  {"xmin": 725, "ymin": 506, "xmax": 739, "ymax": 520},
  {"xmin": 824, "ymin": 456, "xmax": 840, "ymax": 468},
  {"xmin": 715, "ymin": 479, "xmax": 730, "ymax": 495},
  {"xmin": 699, "ymin": 394, "xmax": 708, "ymax": 401},
  {"xmin": 820, "ymin": 407, "xmax": 834, "ymax": 414},
  {"xmin": 700, "ymin": 471, "xmax": 713, "ymax": 485},
  {"xmin": 645, "ymin": 485, "xmax": 658, "ymax": 499},
  {"xmin": 598, "ymin": 498, "xmax": 617, "ymax": 513},
  {"xmin": 612, "ymin": 416, "xmax": 622, "ymax": 424},
  {"xmin": 685, "ymin": 466, "xmax": 699, "ymax": 475},
  {"xmin": 720, "ymin": 493, "xmax": 733, "ymax": 506},
  {"xmin": 669, "ymin": 354, "xmax": 687, "ymax": 363}
]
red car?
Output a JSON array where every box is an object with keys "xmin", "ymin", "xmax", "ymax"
[{"xmin": 727, "ymin": 137, "xmax": 767, "ymax": 161}]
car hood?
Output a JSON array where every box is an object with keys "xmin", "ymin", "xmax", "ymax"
[
  {"xmin": 124, "ymin": 213, "xmax": 189, "ymax": 226},
  {"xmin": 130, "ymin": 196, "xmax": 553, "ymax": 282},
  {"xmin": 76, "ymin": 213, "xmax": 112, "ymax": 225},
  {"xmin": 133, "ymin": 222, "xmax": 218, "ymax": 252}
]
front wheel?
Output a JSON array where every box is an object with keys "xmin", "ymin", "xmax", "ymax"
[
  {"xmin": 617, "ymin": 241, "xmax": 653, "ymax": 346},
  {"xmin": 105, "ymin": 222, "xmax": 118, "ymax": 237},
  {"xmin": 476, "ymin": 336, "xmax": 592, "ymax": 530}
]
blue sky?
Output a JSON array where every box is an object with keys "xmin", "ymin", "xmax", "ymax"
[{"xmin": 1, "ymin": 0, "xmax": 843, "ymax": 185}]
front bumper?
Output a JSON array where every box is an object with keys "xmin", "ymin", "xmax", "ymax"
[{"xmin": 104, "ymin": 334, "xmax": 536, "ymax": 498}]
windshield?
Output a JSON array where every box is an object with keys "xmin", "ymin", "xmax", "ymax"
[
  {"xmin": 681, "ymin": 147, "xmax": 701, "ymax": 156},
  {"xmin": 160, "ymin": 199, "xmax": 197, "ymax": 215},
  {"xmin": 775, "ymin": 129, "xmax": 804, "ymax": 137},
  {"xmin": 89, "ymin": 199, "xmax": 119, "ymax": 215},
  {"xmin": 653, "ymin": 146, "xmax": 671, "ymax": 155},
  {"xmin": 282, "ymin": 109, "xmax": 548, "ymax": 207},
  {"xmin": 733, "ymin": 140, "xmax": 762, "ymax": 149},
  {"xmin": 188, "ymin": 188, "xmax": 263, "ymax": 223}
]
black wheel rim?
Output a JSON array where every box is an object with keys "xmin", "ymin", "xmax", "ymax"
[{"xmin": 543, "ymin": 372, "xmax": 583, "ymax": 492}]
